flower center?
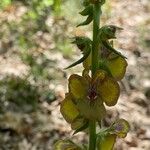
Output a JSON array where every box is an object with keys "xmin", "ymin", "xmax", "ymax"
[
  {"xmin": 114, "ymin": 123, "xmax": 124, "ymax": 132},
  {"xmin": 87, "ymin": 86, "xmax": 97, "ymax": 100}
]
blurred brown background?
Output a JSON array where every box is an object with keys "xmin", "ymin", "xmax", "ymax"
[{"xmin": 0, "ymin": 0, "xmax": 149, "ymax": 149}]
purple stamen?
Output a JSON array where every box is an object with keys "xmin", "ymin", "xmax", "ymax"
[
  {"xmin": 114, "ymin": 123, "xmax": 124, "ymax": 132},
  {"xmin": 87, "ymin": 86, "xmax": 97, "ymax": 100}
]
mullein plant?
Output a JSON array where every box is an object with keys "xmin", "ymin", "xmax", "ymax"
[{"xmin": 54, "ymin": 0, "xmax": 130, "ymax": 150}]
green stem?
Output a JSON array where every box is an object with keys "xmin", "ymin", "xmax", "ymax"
[
  {"xmin": 92, "ymin": 3, "xmax": 101, "ymax": 75},
  {"xmin": 89, "ymin": 3, "xmax": 101, "ymax": 150},
  {"xmin": 89, "ymin": 121, "xmax": 96, "ymax": 150}
]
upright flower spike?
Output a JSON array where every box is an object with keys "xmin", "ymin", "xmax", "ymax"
[{"xmin": 57, "ymin": 0, "xmax": 130, "ymax": 149}]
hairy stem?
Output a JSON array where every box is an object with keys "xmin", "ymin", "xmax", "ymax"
[{"xmin": 89, "ymin": 3, "xmax": 101, "ymax": 150}]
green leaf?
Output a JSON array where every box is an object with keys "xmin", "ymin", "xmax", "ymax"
[
  {"xmin": 65, "ymin": 45, "xmax": 91, "ymax": 69},
  {"xmin": 54, "ymin": 140, "xmax": 82, "ymax": 150},
  {"xmin": 79, "ymin": 5, "xmax": 93, "ymax": 16},
  {"xmin": 102, "ymin": 41, "xmax": 126, "ymax": 59},
  {"xmin": 97, "ymin": 134, "xmax": 116, "ymax": 150},
  {"xmin": 77, "ymin": 15, "xmax": 93, "ymax": 27}
]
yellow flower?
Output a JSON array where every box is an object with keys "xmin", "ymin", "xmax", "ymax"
[
  {"xmin": 106, "ymin": 54, "xmax": 128, "ymax": 81},
  {"xmin": 83, "ymin": 48, "xmax": 128, "ymax": 81},
  {"xmin": 60, "ymin": 70, "xmax": 120, "ymax": 127},
  {"xmin": 100, "ymin": 43, "xmax": 128, "ymax": 81}
]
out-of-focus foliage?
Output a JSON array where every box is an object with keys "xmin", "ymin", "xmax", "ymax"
[
  {"xmin": 0, "ymin": 0, "xmax": 64, "ymax": 113},
  {"xmin": 0, "ymin": 0, "xmax": 11, "ymax": 9},
  {"xmin": 0, "ymin": 76, "xmax": 38, "ymax": 113},
  {"xmin": 0, "ymin": 75, "xmax": 56, "ymax": 113},
  {"xmin": 0, "ymin": 0, "xmax": 62, "ymax": 50}
]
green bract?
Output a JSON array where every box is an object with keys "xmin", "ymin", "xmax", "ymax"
[
  {"xmin": 65, "ymin": 36, "xmax": 92, "ymax": 69},
  {"xmin": 56, "ymin": 0, "xmax": 130, "ymax": 149}
]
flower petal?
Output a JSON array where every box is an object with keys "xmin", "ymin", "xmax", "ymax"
[
  {"xmin": 97, "ymin": 134, "xmax": 116, "ymax": 150},
  {"xmin": 60, "ymin": 94, "xmax": 79, "ymax": 123},
  {"xmin": 76, "ymin": 99, "xmax": 106, "ymax": 121},
  {"xmin": 98, "ymin": 77, "xmax": 120, "ymax": 106},
  {"xmin": 69, "ymin": 74, "xmax": 88, "ymax": 100},
  {"xmin": 107, "ymin": 56, "xmax": 127, "ymax": 80}
]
